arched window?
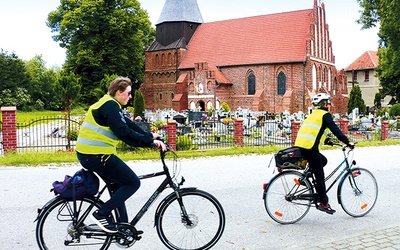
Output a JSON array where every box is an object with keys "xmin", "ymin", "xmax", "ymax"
[
  {"xmin": 248, "ymin": 73, "xmax": 256, "ymax": 95},
  {"xmin": 277, "ymin": 71, "xmax": 286, "ymax": 95},
  {"xmin": 312, "ymin": 64, "xmax": 317, "ymax": 90}
]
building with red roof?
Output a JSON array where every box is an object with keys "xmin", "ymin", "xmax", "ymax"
[
  {"xmin": 140, "ymin": 0, "xmax": 348, "ymax": 114},
  {"xmin": 345, "ymin": 51, "xmax": 387, "ymax": 109}
]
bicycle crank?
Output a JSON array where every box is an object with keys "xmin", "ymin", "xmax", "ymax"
[{"xmin": 114, "ymin": 223, "xmax": 142, "ymax": 248}]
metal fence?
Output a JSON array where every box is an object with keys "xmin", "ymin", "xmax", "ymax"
[
  {"xmin": 16, "ymin": 116, "xmax": 82, "ymax": 152},
  {"xmin": 2, "ymin": 115, "xmax": 398, "ymax": 153}
]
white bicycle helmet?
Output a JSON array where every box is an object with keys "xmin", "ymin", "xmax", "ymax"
[{"xmin": 311, "ymin": 93, "xmax": 331, "ymax": 108}]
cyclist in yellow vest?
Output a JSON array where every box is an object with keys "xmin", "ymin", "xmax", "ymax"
[
  {"xmin": 76, "ymin": 77, "xmax": 166, "ymax": 233},
  {"xmin": 295, "ymin": 93, "xmax": 353, "ymax": 214}
]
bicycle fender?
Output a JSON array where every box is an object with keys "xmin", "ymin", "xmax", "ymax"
[
  {"xmin": 337, "ymin": 167, "xmax": 362, "ymax": 204},
  {"xmin": 34, "ymin": 196, "xmax": 64, "ymax": 222},
  {"xmin": 262, "ymin": 170, "xmax": 300, "ymax": 200},
  {"xmin": 154, "ymin": 187, "xmax": 198, "ymax": 227}
]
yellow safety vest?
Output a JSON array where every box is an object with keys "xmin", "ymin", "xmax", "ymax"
[
  {"xmin": 294, "ymin": 109, "xmax": 329, "ymax": 150},
  {"xmin": 76, "ymin": 94, "xmax": 120, "ymax": 154}
]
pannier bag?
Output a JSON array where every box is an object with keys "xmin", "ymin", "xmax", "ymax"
[
  {"xmin": 274, "ymin": 147, "xmax": 308, "ymax": 169},
  {"xmin": 52, "ymin": 169, "xmax": 99, "ymax": 200}
]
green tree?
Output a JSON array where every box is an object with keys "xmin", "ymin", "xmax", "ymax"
[
  {"xmin": 347, "ymin": 85, "xmax": 366, "ymax": 115},
  {"xmin": 25, "ymin": 56, "xmax": 63, "ymax": 110},
  {"xmin": 0, "ymin": 88, "xmax": 31, "ymax": 110},
  {"xmin": 47, "ymin": 0, "xmax": 155, "ymax": 105},
  {"xmin": 0, "ymin": 49, "xmax": 30, "ymax": 93},
  {"xmin": 133, "ymin": 90, "xmax": 145, "ymax": 119},
  {"xmin": 357, "ymin": 0, "xmax": 400, "ymax": 103},
  {"xmin": 374, "ymin": 92, "xmax": 382, "ymax": 110},
  {"xmin": 59, "ymin": 71, "xmax": 81, "ymax": 113},
  {"xmin": 389, "ymin": 103, "xmax": 400, "ymax": 117},
  {"xmin": 93, "ymin": 74, "xmax": 120, "ymax": 99}
]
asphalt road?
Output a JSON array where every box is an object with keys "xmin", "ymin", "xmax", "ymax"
[{"xmin": 0, "ymin": 145, "xmax": 399, "ymax": 249}]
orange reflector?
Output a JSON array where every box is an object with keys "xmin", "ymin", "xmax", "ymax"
[
  {"xmin": 352, "ymin": 171, "xmax": 361, "ymax": 177},
  {"xmin": 294, "ymin": 178, "xmax": 300, "ymax": 186},
  {"xmin": 361, "ymin": 204, "xmax": 368, "ymax": 209},
  {"xmin": 275, "ymin": 211, "xmax": 283, "ymax": 217}
]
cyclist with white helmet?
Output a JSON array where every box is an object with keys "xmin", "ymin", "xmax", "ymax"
[{"xmin": 294, "ymin": 93, "xmax": 354, "ymax": 214}]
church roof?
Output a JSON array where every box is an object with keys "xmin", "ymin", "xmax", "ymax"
[
  {"xmin": 179, "ymin": 9, "xmax": 313, "ymax": 69},
  {"xmin": 156, "ymin": 0, "xmax": 204, "ymax": 25},
  {"xmin": 146, "ymin": 37, "xmax": 187, "ymax": 51},
  {"xmin": 344, "ymin": 51, "xmax": 378, "ymax": 71}
]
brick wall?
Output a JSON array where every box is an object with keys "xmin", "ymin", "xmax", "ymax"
[{"xmin": 1, "ymin": 106, "xmax": 17, "ymax": 153}]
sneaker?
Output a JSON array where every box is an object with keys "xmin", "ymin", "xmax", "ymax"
[
  {"xmin": 317, "ymin": 202, "xmax": 336, "ymax": 214},
  {"xmin": 90, "ymin": 211, "xmax": 118, "ymax": 233}
]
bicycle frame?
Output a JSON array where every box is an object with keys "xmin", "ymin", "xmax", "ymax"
[
  {"xmin": 296, "ymin": 144, "xmax": 359, "ymax": 202},
  {"xmin": 70, "ymin": 150, "xmax": 188, "ymax": 234},
  {"xmin": 323, "ymin": 144, "xmax": 357, "ymax": 194}
]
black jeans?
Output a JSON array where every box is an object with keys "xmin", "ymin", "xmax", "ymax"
[
  {"xmin": 299, "ymin": 148, "xmax": 328, "ymax": 204},
  {"xmin": 76, "ymin": 152, "xmax": 140, "ymax": 222}
]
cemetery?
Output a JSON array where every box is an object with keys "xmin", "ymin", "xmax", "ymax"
[{"xmin": 1, "ymin": 106, "xmax": 399, "ymax": 154}]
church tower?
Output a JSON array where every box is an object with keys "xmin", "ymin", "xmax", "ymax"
[
  {"xmin": 140, "ymin": 0, "xmax": 203, "ymax": 110},
  {"xmin": 155, "ymin": 0, "xmax": 203, "ymax": 47}
]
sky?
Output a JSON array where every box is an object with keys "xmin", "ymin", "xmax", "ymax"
[{"xmin": 0, "ymin": 0, "xmax": 379, "ymax": 69}]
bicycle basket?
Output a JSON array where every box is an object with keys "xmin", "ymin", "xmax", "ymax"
[{"xmin": 274, "ymin": 147, "xmax": 307, "ymax": 170}]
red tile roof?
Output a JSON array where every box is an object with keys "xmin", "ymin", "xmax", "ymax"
[
  {"xmin": 179, "ymin": 9, "xmax": 313, "ymax": 69},
  {"xmin": 345, "ymin": 51, "xmax": 378, "ymax": 70},
  {"xmin": 208, "ymin": 65, "xmax": 231, "ymax": 84}
]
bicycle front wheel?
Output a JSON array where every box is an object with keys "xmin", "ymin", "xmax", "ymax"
[
  {"xmin": 36, "ymin": 197, "xmax": 112, "ymax": 250},
  {"xmin": 338, "ymin": 167, "xmax": 378, "ymax": 217},
  {"xmin": 155, "ymin": 189, "xmax": 225, "ymax": 250},
  {"xmin": 263, "ymin": 170, "xmax": 313, "ymax": 224}
]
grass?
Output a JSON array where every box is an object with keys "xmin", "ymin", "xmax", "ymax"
[
  {"xmin": 0, "ymin": 109, "xmax": 87, "ymax": 125},
  {"xmin": 15, "ymin": 109, "xmax": 86, "ymax": 124},
  {"xmin": 1, "ymin": 140, "xmax": 399, "ymax": 167}
]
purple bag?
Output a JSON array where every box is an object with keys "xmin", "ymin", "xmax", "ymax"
[{"xmin": 52, "ymin": 169, "xmax": 99, "ymax": 200}]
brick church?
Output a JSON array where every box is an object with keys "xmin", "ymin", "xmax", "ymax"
[{"xmin": 139, "ymin": 0, "xmax": 348, "ymax": 114}]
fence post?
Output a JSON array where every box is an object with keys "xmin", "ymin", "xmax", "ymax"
[
  {"xmin": 233, "ymin": 118, "xmax": 244, "ymax": 147},
  {"xmin": 381, "ymin": 120, "xmax": 389, "ymax": 140},
  {"xmin": 167, "ymin": 119, "xmax": 177, "ymax": 151},
  {"xmin": 338, "ymin": 118, "xmax": 349, "ymax": 135},
  {"xmin": 1, "ymin": 106, "xmax": 17, "ymax": 153},
  {"xmin": 291, "ymin": 121, "xmax": 301, "ymax": 146}
]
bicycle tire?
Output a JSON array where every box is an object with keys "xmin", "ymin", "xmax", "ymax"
[
  {"xmin": 263, "ymin": 170, "xmax": 313, "ymax": 224},
  {"xmin": 36, "ymin": 196, "xmax": 113, "ymax": 250},
  {"xmin": 155, "ymin": 188, "xmax": 225, "ymax": 250},
  {"xmin": 337, "ymin": 167, "xmax": 378, "ymax": 217}
]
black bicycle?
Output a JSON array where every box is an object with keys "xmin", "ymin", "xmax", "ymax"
[
  {"xmin": 35, "ymin": 145, "xmax": 226, "ymax": 249},
  {"xmin": 263, "ymin": 142, "xmax": 378, "ymax": 224}
]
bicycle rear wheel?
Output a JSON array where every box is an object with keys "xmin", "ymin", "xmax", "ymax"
[
  {"xmin": 155, "ymin": 189, "xmax": 225, "ymax": 250},
  {"xmin": 263, "ymin": 170, "xmax": 313, "ymax": 224},
  {"xmin": 338, "ymin": 167, "xmax": 378, "ymax": 217},
  {"xmin": 36, "ymin": 197, "xmax": 112, "ymax": 250}
]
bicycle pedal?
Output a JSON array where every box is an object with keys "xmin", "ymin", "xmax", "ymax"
[{"xmin": 135, "ymin": 230, "xmax": 143, "ymax": 240}]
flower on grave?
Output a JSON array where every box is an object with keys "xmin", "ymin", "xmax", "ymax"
[{"xmin": 222, "ymin": 117, "xmax": 232, "ymax": 125}]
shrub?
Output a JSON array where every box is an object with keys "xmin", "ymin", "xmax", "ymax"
[
  {"xmin": 221, "ymin": 102, "xmax": 231, "ymax": 112},
  {"xmin": 69, "ymin": 130, "xmax": 79, "ymax": 141},
  {"xmin": 389, "ymin": 103, "xmax": 400, "ymax": 117},
  {"xmin": 177, "ymin": 135, "xmax": 199, "ymax": 151}
]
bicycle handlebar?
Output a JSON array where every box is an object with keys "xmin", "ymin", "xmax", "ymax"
[{"xmin": 326, "ymin": 141, "xmax": 357, "ymax": 151}]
